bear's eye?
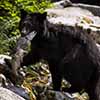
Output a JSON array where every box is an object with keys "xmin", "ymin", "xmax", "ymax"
[{"xmin": 20, "ymin": 20, "xmax": 33, "ymax": 35}]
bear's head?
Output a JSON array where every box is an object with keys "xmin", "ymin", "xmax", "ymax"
[{"xmin": 19, "ymin": 9, "xmax": 47, "ymax": 38}]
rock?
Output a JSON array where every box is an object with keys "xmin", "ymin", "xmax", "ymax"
[
  {"xmin": 0, "ymin": 87, "xmax": 25, "ymax": 100},
  {"xmin": 46, "ymin": 3, "xmax": 100, "ymax": 43},
  {"xmin": 6, "ymin": 85, "xmax": 30, "ymax": 100},
  {"xmin": 35, "ymin": 87, "xmax": 74, "ymax": 100},
  {"xmin": 46, "ymin": 90, "xmax": 74, "ymax": 100},
  {"xmin": 0, "ymin": 54, "xmax": 24, "ymax": 85},
  {"xmin": 52, "ymin": 0, "xmax": 72, "ymax": 8},
  {"xmin": 0, "ymin": 55, "xmax": 11, "ymax": 65}
]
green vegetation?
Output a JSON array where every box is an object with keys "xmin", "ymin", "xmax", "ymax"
[{"xmin": 0, "ymin": 0, "xmax": 51, "ymax": 54}]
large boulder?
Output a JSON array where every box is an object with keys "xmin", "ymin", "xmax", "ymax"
[{"xmin": 0, "ymin": 87, "xmax": 25, "ymax": 100}]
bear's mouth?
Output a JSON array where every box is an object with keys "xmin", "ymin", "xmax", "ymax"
[{"xmin": 25, "ymin": 31, "xmax": 37, "ymax": 41}]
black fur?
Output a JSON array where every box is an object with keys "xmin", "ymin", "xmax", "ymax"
[{"xmin": 19, "ymin": 10, "xmax": 100, "ymax": 100}]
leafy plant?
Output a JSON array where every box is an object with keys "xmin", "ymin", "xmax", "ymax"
[{"xmin": 0, "ymin": 0, "xmax": 51, "ymax": 54}]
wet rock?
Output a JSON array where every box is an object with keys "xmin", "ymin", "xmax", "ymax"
[{"xmin": 0, "ymin": 87, "xmax": 25, "ymax": 100}]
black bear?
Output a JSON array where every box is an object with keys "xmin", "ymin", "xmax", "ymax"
[{"xmin": 18, "ymin": 10, "xmax": 100, "ymax": 100}]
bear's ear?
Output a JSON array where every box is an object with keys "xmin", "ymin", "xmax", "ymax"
[
  {"xmin": 38, "ymin": 12, "xmax": 47, "ymax": 22},
  {"xmin": 20, "ymin": 9, "xmax": 27, "ymax": 19},
  {"xmin": 41, "ymin": 12, "xmax": 47, "ymax": 20},
  {"xmin": 31, "ymin": 12, "xmax": 47, "ymax": 22}
]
